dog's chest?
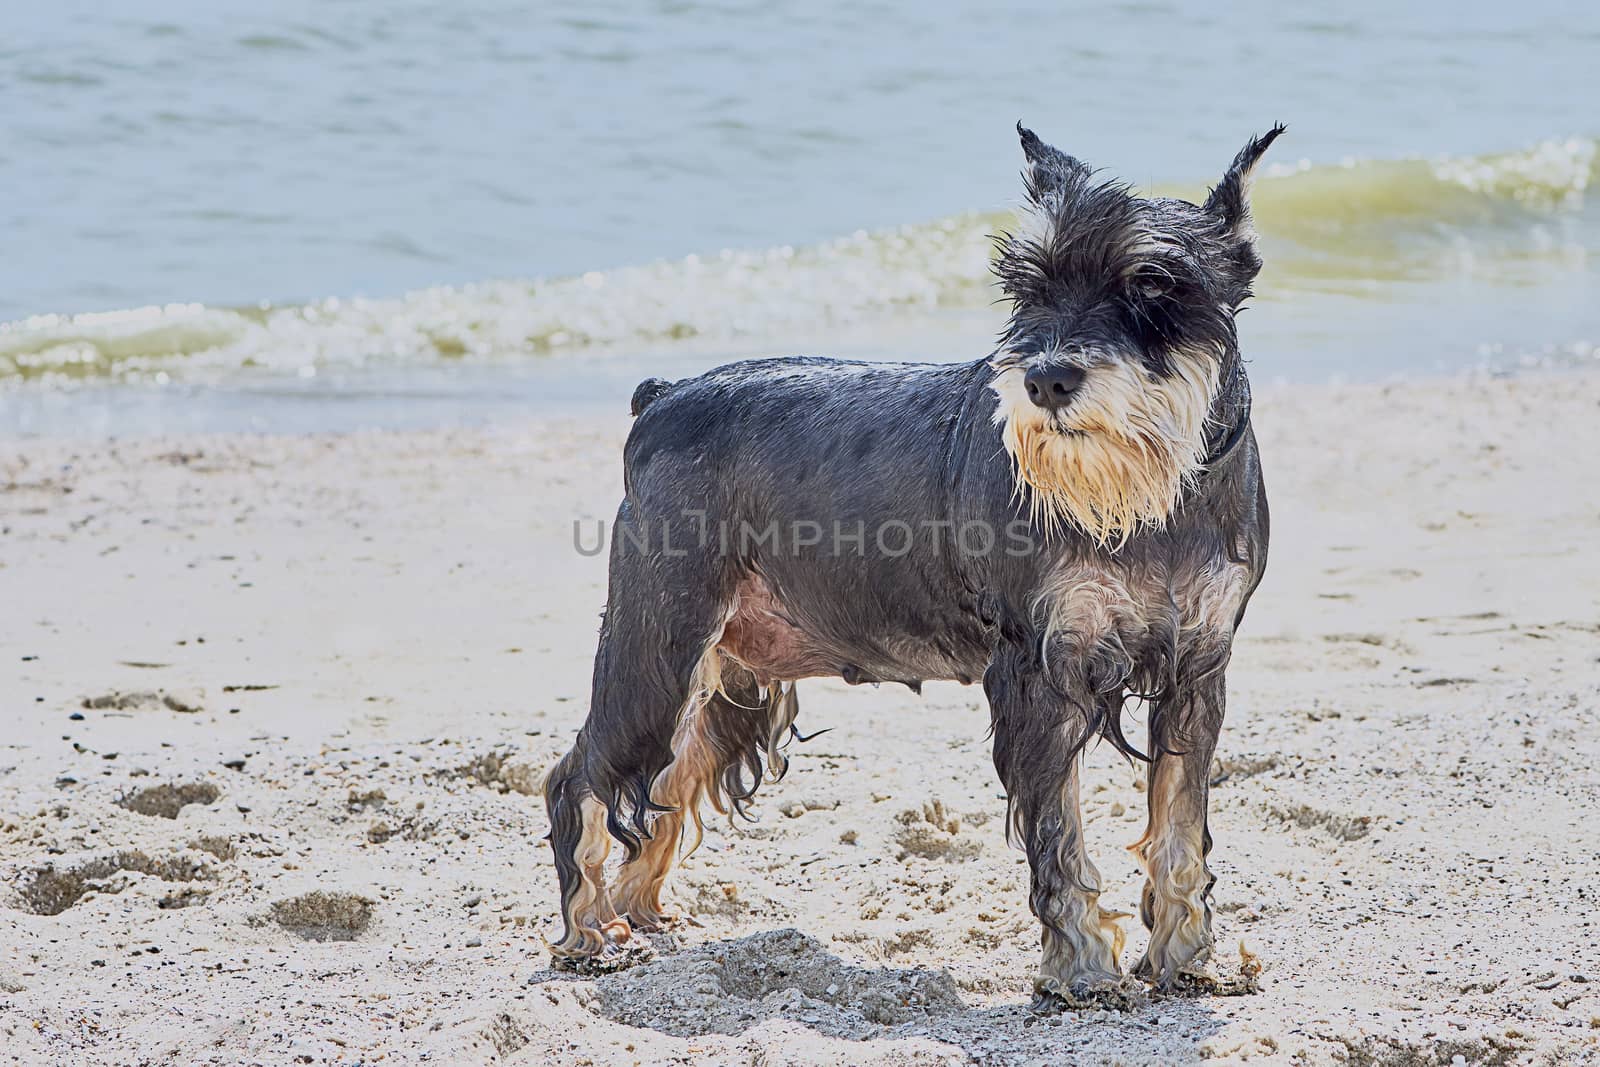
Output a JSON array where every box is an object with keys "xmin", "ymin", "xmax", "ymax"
[{"xmin": 1037, "ymin": 556, "xmax": 1249, "ymax": 649}]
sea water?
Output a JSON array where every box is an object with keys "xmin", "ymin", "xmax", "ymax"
[{"xmin": 3, "ymin": 1, "xmax": 1596, "ymax": 433}]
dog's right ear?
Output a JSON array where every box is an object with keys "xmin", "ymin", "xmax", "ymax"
[
  {"xmin": 1017, "ymin": 123, "xmax": 1088, "ymax": 201},
  {"xmin": 1204, "ymin": 124, "xmax": 1286, "ymax": 238}
]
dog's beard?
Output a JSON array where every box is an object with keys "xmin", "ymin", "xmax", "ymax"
[{"xmin": 990, "ymin": 350, "xmax": 1219, "ymax": 547}]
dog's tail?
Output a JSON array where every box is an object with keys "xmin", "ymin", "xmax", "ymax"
[{"xmin": 630, "ymin": 377, "xmax": 674, "ymax": 417}]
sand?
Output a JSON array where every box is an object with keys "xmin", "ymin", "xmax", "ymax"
[{"xmin": 2, "ymin": 368, "xmax": 1599, "ymax": 1065}]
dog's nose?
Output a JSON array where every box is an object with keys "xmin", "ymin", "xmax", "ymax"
[{"xmin": 1023, "ymin": 363, "xmax": 1086, "ymax": 411}]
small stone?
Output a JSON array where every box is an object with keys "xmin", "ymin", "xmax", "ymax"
[{"xmin": 464, "ymin": 936, "xmax": 483, "ymax": 948}]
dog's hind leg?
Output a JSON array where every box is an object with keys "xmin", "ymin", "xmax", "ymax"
[
  {"xmin": 987, "ymin": 638, "xmax": 1127, "ymax": 1003},
  {"xmin": 542, "ymin": 750, "xmax": 628, "ymax": 958},
  {"xmin": 1131, "ymin": 669, "xmax": 1227, "ymax": 987},
  {"xmin": 611, "ymin": 657, "xmax": 782, "ymax": 929},
  {"xmin": 544, "ymin": 501, "xmax": 732, "ymax": 961}
]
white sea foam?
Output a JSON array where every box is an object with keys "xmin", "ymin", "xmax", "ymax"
[{"xmin": 3, "ymin": 140, "xmax": 1595, "ymax": 385}]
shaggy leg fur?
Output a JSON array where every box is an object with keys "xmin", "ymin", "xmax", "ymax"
[
  {"xmin": 1132, "ymin": 673, "xmax": 1226, "ymax": 985},
  {"xmin": 611, "ymin": 661, "xmax": 781, "ymax": 930},
  {"xmin": 988, "ymin": 639, "xmax": 1127, "ymax": 999},
  {"xmin": 541, "ymin": 761, "xmax": 629, "ymax": 957},
  {"xmin": 607, "ymin": 701, "xmax": 712, "ymax": 932},
  {"xmin": 544, "ymin": 501, "xmax": 729, "ymax": 959}
]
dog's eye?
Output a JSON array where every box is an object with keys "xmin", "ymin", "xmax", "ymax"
[{"xmin": 1134, "ymin": 277, "xmax": 1171, "ymax": 301}]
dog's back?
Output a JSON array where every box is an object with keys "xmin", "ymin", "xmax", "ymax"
[{"xmin": 622, "ymin": 356, "xmax": 983, "ymax": 497}]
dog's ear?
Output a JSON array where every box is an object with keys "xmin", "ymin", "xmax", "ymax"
[
  {"xmin": 1017, "ymin": 122, "xmax": 1088, "ymax": 200},
  {"xmin": 1204, "ymin": 124, "xmax": 1286, "ymax": 237}
]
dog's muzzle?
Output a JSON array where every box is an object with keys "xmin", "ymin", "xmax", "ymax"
[{"xmin": 1023, "ymin": 362, "xmax": 1085, "ymax": 413}]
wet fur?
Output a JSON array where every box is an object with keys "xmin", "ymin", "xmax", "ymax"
[
  {"xmin": 544, "ymin": 124, "xmax": 1280, "ymax": 996},
  {"xmin": 991, "ymin": 350, "xmax": 1219, "ymax": 547}
]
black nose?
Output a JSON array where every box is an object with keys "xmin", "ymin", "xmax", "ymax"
[{"xmin": 1023, "ymin": 363, "xmax": 1086, "ymax": 411}]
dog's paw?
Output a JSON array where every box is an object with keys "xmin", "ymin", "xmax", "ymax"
[
  {"xmin": 547, "ymin": 917, "xmax": 653, "ymax": 975},
  {"xmin": 1151, "ymin": 967, "xmax": 1261, "ymax": 998},
  {"xmin": 1031, "ymin": 974, "xmax": 1148, "ymax": 1013},
  {"xmin": 550, "ymin": 939, "xmax": 656, "ymax": 976},
  {"xmin": 1142, "ymin": 941, "xmax": 1262, "ymax": 998},
  {"xmin": 622, "ymin": 909, "xmax": 679, "ymax": 934}
]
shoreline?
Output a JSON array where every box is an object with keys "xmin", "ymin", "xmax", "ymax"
[
  {"xmin": 5, "ymin": 350, "xmax": 1600, "ymax": 443},
  {"xmin": 3, "ymin": 369, "xmax": 1600, "ymax": 1064}
]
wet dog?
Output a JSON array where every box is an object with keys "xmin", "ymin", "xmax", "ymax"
[{"xmin": 543, "ymin": 122, "xmax": 1282, "ymax": 1003}]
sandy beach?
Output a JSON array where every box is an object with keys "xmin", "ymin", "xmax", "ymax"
[{"xmin": 3, "ymin": 367, "xmax": 1599, "ymax": 1066}]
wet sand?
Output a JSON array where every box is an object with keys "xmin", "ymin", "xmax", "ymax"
[{"xmin": 3, "ymin": 369, "xmax": 1599, "ymax": 1065}]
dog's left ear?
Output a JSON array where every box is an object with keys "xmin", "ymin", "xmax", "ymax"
[
  {"xmin": 1204, "ymin": 124, "xmax": 1286, "ymax": 238},
  {"xmin": 1017, "ymin": 122, "xmax": 1089, "ymax": 201}
]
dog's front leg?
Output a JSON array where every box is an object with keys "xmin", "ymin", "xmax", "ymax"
[
  {"xmin": 1132, "ymin": 669, "xmax": 1226, "ymax": 986},
  {"xmin": 987, "ymin": 640, "xmax": 1127, "ymax": 1003}
]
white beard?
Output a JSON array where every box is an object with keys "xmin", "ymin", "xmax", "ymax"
[{"xmin": 989, "ymin": 350, "xmax": 1220, "ymax": 547}]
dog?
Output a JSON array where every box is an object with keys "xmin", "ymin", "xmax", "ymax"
[{"xmin": 543, "ymin": 122, "xmax": 1281, "ymax": 1004}]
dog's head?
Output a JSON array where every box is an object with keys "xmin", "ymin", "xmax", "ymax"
[{"xmin": 991, "ymin": 122, "xmax": 1283, "ymax": 546}]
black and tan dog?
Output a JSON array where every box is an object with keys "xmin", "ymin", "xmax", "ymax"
[{"xmin": 544, "ymin": 123, "xmax": 1282, "ymax": 1003}]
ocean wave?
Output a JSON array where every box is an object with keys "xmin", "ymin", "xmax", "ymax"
[
  {"xmin": 3, "ymin": 138, "xmax": 1594, "ymax": 384},
  {"xmin": 1244, "ymin": 136, "xmax": 1597, "ymax": 287}
]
